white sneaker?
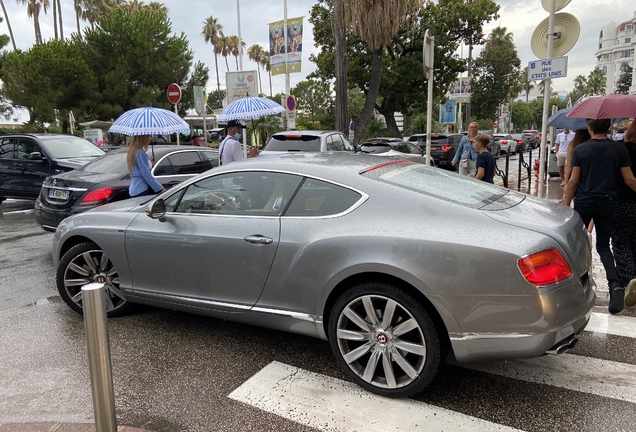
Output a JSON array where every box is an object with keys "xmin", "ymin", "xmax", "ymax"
[{"xmin": 625, "ymin": 279, "xmax": 636, "ymax": 308}]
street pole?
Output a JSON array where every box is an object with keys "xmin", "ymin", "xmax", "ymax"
[
  {"xmin": 283, "ymin": 0, "xmax": 290, "ymax": 129},
  {"xmin": 538, "ymin": 0, "xmax": 556, "ymax": 198},
  {"xmin": 237, "ymin": 0, "xmax": 244, "ymax": 71},
  {"xmin": 174, "ymin": 104, "xmax": 180, "ymax": 145},
  {"xmin": 424, "ymin": 30, "xmax": 434, "ymax": 168}
]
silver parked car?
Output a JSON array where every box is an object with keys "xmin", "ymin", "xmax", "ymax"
[{"xmin": 53, "ymin": 154, "xmax": 595, "ymax": 398}]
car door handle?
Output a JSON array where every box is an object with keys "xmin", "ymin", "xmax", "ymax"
[{"xmin": 244, "ymin": 235, "xmax": 273, "ymax": 245}]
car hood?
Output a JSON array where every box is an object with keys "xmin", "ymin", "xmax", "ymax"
[
  {"xmin": 483, "ymin": 194, "xmax": 590, "ymax": 275},
  {"xmin": 55, "ymin": 156, "xmax": 101, "ymax": 170},
  {"xmin": 85, "ymin": 196, "xmax": 153, "ymax": 214}
]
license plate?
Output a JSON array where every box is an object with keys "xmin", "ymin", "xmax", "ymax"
[
  {"xmin": 48, "ymin": 189, "xmax": 69, "ymax": 200},
  {"xmin": 430, "ymin": 146, "xmax": 437, "ymax": 150}
]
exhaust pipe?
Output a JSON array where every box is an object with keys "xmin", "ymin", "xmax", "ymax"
[{"xmin": 546, "ymin": 335, "xmax": 578, "ymax": 355}]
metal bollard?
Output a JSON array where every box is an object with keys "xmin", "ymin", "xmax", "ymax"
[{"xmin": 82, "ymin": 283, "xmax": 117, "ymax": 432}]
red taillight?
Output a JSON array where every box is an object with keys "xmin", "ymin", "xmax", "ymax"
[
  {"xmin": 501, "ymin": 140, "xmax": 508, "ymax": 144},
  {"xmin": 517, "ymin": 249, "xmax": 572, "ymax": 286},
  {"xmin": 517, "ymin": 140, "xmax": 523, "ymax": 144},
  {"xmin": 441, "ymin": 145, "xmax": 452, "ymax": 151},
  {"xmin": 535, "ymin": 134, "xmax": 540, "ymax": 139},
  {"xmin": 80, "ymin": 187, "xmax": 117, "ymax": 206}
]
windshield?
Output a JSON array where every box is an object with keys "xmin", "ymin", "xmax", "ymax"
[
  {"xmin": 359, "ymin": 143, "xmax": 391, "ymax": 154},
  {"xmin": 362, "ymin": 162, "xmax": 508, "ymax": 209},
  {"xmin": 40, "ymin": 136, "xmax": 105, "ymax": 159}
]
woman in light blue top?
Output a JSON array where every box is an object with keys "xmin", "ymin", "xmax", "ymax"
[
  {"xmin": 126, "ymin": 135, "xmax": 166, "ymax": 197},
  {"xmin": 451, "ymin": 121, "xmax": 479, "ymax": 176}
]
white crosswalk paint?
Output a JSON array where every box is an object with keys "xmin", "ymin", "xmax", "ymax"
[
  {"xmin": 229, "ymin": 361, "xmax": 524, "ymax": 432},
  {"xmin": 585, "ymin": 312, "xmax": 636, "ymax": 339},
  {"xmin": 230, "ymin": 313, "xmax": 636, "ymax": 431}
]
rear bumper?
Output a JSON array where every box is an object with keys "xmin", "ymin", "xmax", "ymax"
[
  {"xmin": 34, "ymin": 198, "xmax": 85, "ymax": 231},
  {"xmin": 444, "ymin": 275, "xmax": 597, "ymax": 363}
]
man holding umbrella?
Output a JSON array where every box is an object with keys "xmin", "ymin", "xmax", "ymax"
[{"xmin": 219, "ymin": 120, "xmax": 259, "ymax": 165}]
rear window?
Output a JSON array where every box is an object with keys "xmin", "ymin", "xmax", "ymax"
[
  {"xmin": 264, "ymin": 134, "xmax": 321, "ymax": 152},
  {"xmin": 362, "ymin": 162, "xmax": 510, "ymax": 209},
  {"xmin": 79, "ymin": 152, "xmax": 129, "ymax": 174},
  {"xmin": 359, "ymin": 143, "xmax": 391, "ymax": 154}
]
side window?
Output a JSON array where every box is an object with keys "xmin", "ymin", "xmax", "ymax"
[
  {"xmin": 166, "ymin": 151, "xmax": 209, "ymax": 175},
  {"xmin": 284, "ymin": 178, "xmax": 362, "ymax": 217},
  {"xmin": 0, "ymin": 139, "xmax": 14, "ymax": 159},
  {"xmin": 16, "ymin": 139, "xmax": 41, "ymax": 160},
  {"xmin": 153, "ymin": 158, "xmax": 176, "ymax": 176},
  {"xmin": 201, "ymin": 150, "xmax": 220, "ymax": 168},
  {"xmin": 341, "ymin": 134, "xmax": 355, "ymax": 151},
  {"xmin": 326, "ymin": 135, "xmax": 336, "ymax": 151},
  {"xmin": 171, "ymin": 172, "xmax": 303, "ymax": 216},
  {"xmin": 330, "ymin": 134, "xmax": 344, "ymax": 151}
]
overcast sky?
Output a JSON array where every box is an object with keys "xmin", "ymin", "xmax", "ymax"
[{"xmin": 1, "ymin": 0, "xmax": 635, "ymax": 99}]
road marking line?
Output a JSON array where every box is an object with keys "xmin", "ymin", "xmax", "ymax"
[
  {"xmin": 585, "ymin": 312, "xmax": 636, "ymax": 339},
  {"xmin": 229, "ymin": 361, "xmax": 524, "ymax": 432},
  {"xmin": 461, "ymin": 354, "xmax": 636, "ymax": 403}
]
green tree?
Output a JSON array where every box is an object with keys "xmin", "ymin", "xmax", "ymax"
[
  {"xmin": 521, "ymin": 66, "xmax": 535, "ymax": 102},
  {"xmin": 586, "ymin": 67, "xmax": 606, "ymax": 95},
  {"xmin": 511, "ymin": 100, "xmax": 533, "ymax": 131},
  {"xmin": 17, "ymin": 0, "xmax": 50, "ymax": 44},
  {"xmin": 291, "ymin": 79, "xmax": 333, "ymax": 122},
  {"xmin": 471, "ymin": 26, "xmax": 521, "ymax": 121},
  {"xmin": 180, "ymin": 61, "xmax": 209, "ymax": 115},
  {"xmin": 74, "ymin": 7, "xmax": 193, "ymax": 119},
  {"xmin": 616, "ymin": 66, "xmax": 632, "ymax": 94},
  {"xmin": 202, "ymin": 15, "xmax": 223, "ymax": 92},
  {"xmin": 252, "ymin": 114, "xmax": 283, "ymax": 146},
  {"xmin": 0, "ymin": 39, "xmax": 98, "ymax": 128},
  {"xmin": 207, "ymin": 89, "xmax": 226, "ymax": 110},
  {"xmin": 1, "ymin": 1, "xmax": 16, "ymax": 49}
]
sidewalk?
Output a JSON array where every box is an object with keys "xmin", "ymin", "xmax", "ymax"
[{"xmin": 0, "ymin": 423, "xmax": 150, "ymax": 432}]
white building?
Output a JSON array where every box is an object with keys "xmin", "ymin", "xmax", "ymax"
[{"xmin": 595, "ymin": 11, "xmax": 636, "ymax": 94}]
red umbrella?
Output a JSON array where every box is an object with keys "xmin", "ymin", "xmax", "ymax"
[{"xmin": 566, "ymin": 94, "xmax": 636, "ymax": 119}]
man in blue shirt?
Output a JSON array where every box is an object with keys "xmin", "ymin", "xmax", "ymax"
[{"xmin": 452, "ymin": 122, "xmax": 478, "ymax": 176}]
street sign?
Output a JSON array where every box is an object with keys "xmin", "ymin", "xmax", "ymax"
[
  {"xmin": 193, "ymin": 86, "xmax": 204, "ymax": 116},
  {"xmin": 528, "ymin": 56, "xmax": 568, "ymax": 81},
  {"xmin": 423, "ymin": 29, "xmax": 433, "ymax": 74},
  {"xmin": 493, "ymin": 122, "xmax": 498, "ymax": 129},
  {"xmin": 167, "ymin": 83, "xmax": 181, "ymax": 104},
  {"xmin": 286, "ymin": 95, "xmax": 296, "ymax": 112}
]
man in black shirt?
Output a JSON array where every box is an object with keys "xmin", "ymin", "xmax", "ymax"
[{"xmin": 563, "ymin": 118, "xmax": 636, "ymax": 314}]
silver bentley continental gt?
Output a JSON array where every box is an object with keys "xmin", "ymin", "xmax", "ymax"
[{"xmin": 52, "ymin": 153, "xmax": 596, "ymax": 398}]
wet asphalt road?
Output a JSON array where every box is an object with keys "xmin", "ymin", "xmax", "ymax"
[{"xmin": 2, "ymin": 197, "xmax": 636, "ymax": 432}]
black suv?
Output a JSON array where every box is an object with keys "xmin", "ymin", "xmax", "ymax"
[
  {"xmin": 415, "ymin": 134, "xmax": 463, "ymax": 169},
  {"xmin": 0, "ymin": 134, "xmax": 104, "ymax": 205}
]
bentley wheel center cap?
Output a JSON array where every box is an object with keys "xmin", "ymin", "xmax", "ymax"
[
  {"xmin": 95, "ymin": 275, "xmax": 107, "ymax": 284},
  {"xmin": 376, "ymin": 331, "xmax": 390, "ymax": 346}
]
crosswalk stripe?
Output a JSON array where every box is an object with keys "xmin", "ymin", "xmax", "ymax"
[
  {"xmin": 229, "ymin": 361, "xmax": 524, "ymax": 432},
  {"xmin": 459, "ymin": 353, "xmax": 636, "ymax": 403},
  {"xmin": 585, "ymin": 312, "xmax": 636, "ymax": 339}
]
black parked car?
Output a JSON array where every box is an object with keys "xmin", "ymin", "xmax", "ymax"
[
  {"xmin": 414, "ymin": 134, "xmax": 464, "ymax": 169},
  {"xmin": 34, "ymin": 145, "xmax": 219, "ymax": 231},
  {"xmin": 359, "ymin": 138, "xmax": 434, "ymax": 165},
  {"xmin": 0, "ymin": 134, "xmax": 105, "ymax": 205},
  {"xmin": 511, "ymin": 134, "xmax": 532, "ymax": 153}
]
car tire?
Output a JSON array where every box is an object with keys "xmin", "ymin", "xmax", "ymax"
[
  {"xmin": 56, "ymin": 241, "xmax": 133, "ymax": 317},
  {"xmin": 328, "ymin": 282, "xmax": 441, "ymax": 398}
]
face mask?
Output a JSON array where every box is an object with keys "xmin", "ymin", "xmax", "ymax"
[{"xmin": 233, "ymin": 132, "xmax": 242, "ymax": 140}]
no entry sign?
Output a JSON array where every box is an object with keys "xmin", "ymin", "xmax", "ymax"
[{"xmin": 167, "ymin": 83, "xmax": 182, "ymax": 104}]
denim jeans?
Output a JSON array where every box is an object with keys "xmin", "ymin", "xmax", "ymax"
[{"xmin": 574, "ymin": 199, "xmax": 619, "ymax": 287}]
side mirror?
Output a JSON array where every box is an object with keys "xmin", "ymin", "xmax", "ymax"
[
  {"xmin": 145, "ymin": 198, "xmax": 166, "ymax": 221},
  {"xmin": 28, "ymin": 152, "xmax": 43, "ymax": 160},
  {"xmin": 354, "ymin": 145, "xmax": 361, "ymax": 153}
]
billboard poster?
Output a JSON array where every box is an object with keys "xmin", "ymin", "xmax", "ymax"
[
  {"xmin": 225, "ymin": 70, "xmax": 259, "ymax": 103},
  {"xmin": 440, "ymin": 99, "xmax": 457, "ymax": 124},
  {"xmin": 449, "ymin": 77, "xmax": 471, "ymax": 103},
  {"xmin": 269, "ymin": 17, "xmax": 303, "ymax": 76}
]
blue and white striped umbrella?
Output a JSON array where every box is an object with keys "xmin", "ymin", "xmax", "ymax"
[
  {"xmin": 217, "ymin": 96, "xmax": 286, "ymax": 121},
  {"xmin": 108, "ymin": 106, "xmax": 190, "ymax": 136}
]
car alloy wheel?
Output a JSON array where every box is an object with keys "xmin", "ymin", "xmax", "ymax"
[
  {"xmin": 329, "ymin": 283, "xmax": 441, "ymax": 397},
  {"xmin": 57, "ymin": 242, "xmax": 131, "ymax": 317}
]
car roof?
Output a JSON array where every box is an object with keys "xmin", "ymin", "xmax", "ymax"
[{"xmin": 273, "ymin": 130, "xmax": 340, "ymax": 137}]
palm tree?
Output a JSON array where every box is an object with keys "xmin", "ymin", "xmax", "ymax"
[
  {"xmin": 1, "ymin": 0, "xmax": 17, "ymax": 49},
  {"xmin": 74, "ymin": 0, "xmax": 108, "ymax": 32},
  {"xmin": 56, "ymin": 0, "xmax": 63, "ymax": 39},
  {"xmin": 17, "ymin": 0, "xmax": 50, "ymax": 44},
  {"xmin": 488, "ymin": 26, "xmax": 513, "ymax": 46},
  {"xmin": 261, "ymin": 52, "xmax": 272, "ymax": 96},
  {"xmin": 586, "ymin": 68, "xmax": 606, "ymax": 95},
  {"xmin": 333, "ymin": 0, "xmax": 348, "ymax": 135},
  {"xmin": 218, "ymin": 34, "xmax": 230, "ymax": 71},
  {"xmin": 573, "ymin": 75, "xmax": 587, "ymax": 93},
  {"xmin": 202, "ymin": 16, "xmax": 223, "ymax": 91},
  {"xmin": 226, "ymin": 35, "xmax": 244, "ymax": 70},
  {"xmin": 345, "ymin": 0, "xmax": 415, "ymax": 143},
  {"xmin": 522, "ymin": 66, "xmax": 535, "ymax": 102},
  {"xmin": 247, "ymin": 44, "xmax": 264, "ymax": 95}
]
